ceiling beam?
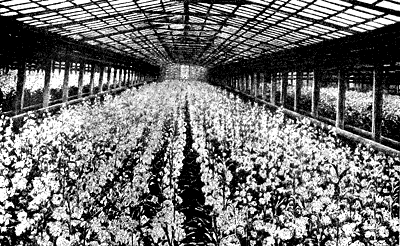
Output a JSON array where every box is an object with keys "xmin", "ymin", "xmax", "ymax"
[
  {"xmin": 49, "ymin": 9, "xmax": 232, "ymax": 29},
  {"xmin": 80, "ymin": 24, "xmax": 166, "ymax": 41},
  {"xmin": 342, "ymin": 0, "xmax": 400, "ymax": 17}
]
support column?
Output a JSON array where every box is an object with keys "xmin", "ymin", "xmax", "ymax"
[
  {"xmin": 98, "ymin": 65, "xmax": 104, "ymax": 93},
  {"xmin": 113, "ymin": 67, "xmax": 118, "ymax": 89},
  {"xmin": 258, "ymin": 73, "xmax": 264, "ymax": 98},
  {"xmin": 262, "ymin": 72, "xmax": 268, "ymax": 99},
  {"xmin": 123, "ymin": 69, "xmax": 127, "ymax": 86},
  {"xmin": 281, "ymin": 71, "xmax": 288, "ymax": 108},
  {"xmin": 107, "ymin": 67, "xmax": 112, "ymax": 91},
  {"xmin": 14, "ymin": 59, "xmax": 26, "ymax": 114},
  {"xmin": 89, "ymin": 64, "xmax": 95, "ymax": 95},
  {"xmin": 271, "ymin": 73, "xmax": 277, "ymax": 105},
  {"xmin": 62, "ymin": 61, "xmax": 71, "ymax": 102},
  {"xmin": 43, "ymin": 59, "xmax": 53, "ymax": 108},
  {"xmin": 250, "ymin": 73, "xmax": 255, "ymax": 96},
  {"xmin": 235, "ymin": 76, "xmax": 239, "ymax": 90},
  {"xmin": 372, "ymin": 66, "xmax": 383, "ymax": 142},
  {"xmin": 117, "ymin": 68, "xmax": 122, "ymax": 87},
  {"xmin": 77, "ymin": 62, "xmax": 84, "ymax": 98},
  {"xmin": 294, "ymin": 70, "xmax": 302, "ymax": 112},
  {"xmin": 336, "ymin": 68, "xmax": 347, "ymax": 129},
  {"xmin": 311, "ymin": 69, "xmax": 321, "ymax": 117},
  {"xmin": 128, "ymin": 69, "xmax": 132, "ymax": 88},
  {"xmin": 243, "ymin": 74, "xmax": 247, "ymax": 93}
]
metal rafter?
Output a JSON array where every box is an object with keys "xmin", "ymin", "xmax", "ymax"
[
  {"xmin": 2, "ymin": 0, "xmax": 400, "ymax": 66},
  {"xmin": 132, "ymin": 0, "xmax": 172, "ymax": 62},
  {"xmin": 200, "ymin": 1, "xmax": 276, "ymax": 65}
]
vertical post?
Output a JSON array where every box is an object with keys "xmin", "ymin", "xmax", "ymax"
[
  {"xmin": 254, "ymin": 72, "xmax": 259, "ymax": 97},
  {"xmin": 98, "ymin": 65, "xmax": 104, "ymax": 93},
  {"xmin": 249, "ymin": 74, "xmax": 252, "ymax": 94},
  {"xmin": 311, "ymin": 69, "xmax": 321, "ymax": 117},
  {"xmin": 249, "ymin": 73, "xmax": 254, "ymax": 96},
  {"xmin": 77, "ymin": 61, "xmax": 84, "ymax": 98},
  {"xmin": 235, "ymin": 76, "xmax": 239, "ymax": 90},
  {"xmin": 113, "ymin": 67, "xmax": 118, "ymax": 89},
  {"xmin": 239, "ymin": 75, "xmax": 242, "ymax": 91},
  {"xmin": 281, "ymin": 71, "xmax": 288, "ymax": 107},
  {"xmin": 118, "ymin": 68, "xmax": 123, "ymax": 87},
  {"xmin": 258, "ymin": 73, "xmax": 264, "ymax": 99},
  {"xmin": 294, "ymin": 70, "xmax": 302, "ymax": 112},
  {"xmin": 243, "ymin": 74, "xmax": 247, "ymax": 93},
  {"xmin": 242, "ymin": 74, "xmax": 245, "ymax": 92},
  {"xmin": 62, "ymin": 60, "xmax": 71, "ymax": 102},
  {"xmin": 123, "ymin": 69, "xmax": 127, "ymax": 87},
  {"xmin": 372, "ymin": 65, "xmax": 383, "ymax": 142},
  {"xmin": 130, "ymin": 69, "xmax": 133, "ymax": 86},
  {"xmin": 245, "ymin": 74, "xmax": 248, "ymax": 92},
  {"xmin": 336, "ymin": 68, "xmax": 347, "ymax": 129},
  {"xmin": 14, "ymin": 59, "xmax": 26, "ymax": 114},
  {"xmin": 263, "ymin": 72, "xmax": 268, "ymax": 99},
  {"xmin": 43, "ymin": 59, "xmax": 53, "ymax": 108},
  {"xmin": 271, "ymin": 73, "xmax": 277, "ymax": 105},
  {"xmin": 89, "ymin": 64, "xmax": 95, "ymax": 95},
  {"xmin": 107, "ymin": 67, "xmax": 112, "ymax": 91}
]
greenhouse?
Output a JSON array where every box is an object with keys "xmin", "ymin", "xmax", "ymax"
[{"xmin": 0, "ymin": 0, "xmax": 400, "ymax": 245}]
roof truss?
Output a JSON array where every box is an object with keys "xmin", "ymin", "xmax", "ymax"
[{"xmin": 1, "ymin": 0, "xmax": 400, "ymax": 66}]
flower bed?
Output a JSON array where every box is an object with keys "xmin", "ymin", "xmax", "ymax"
[
  {"xmin": 0, "ymin": 81, "xmax": 187, "ymax": 245},
  {"xmin": 0, "ymin": 80, "xmax": 399, "ymax": 246},
  {"xmin": 188, "ymin": 82, "xmax": 400, "ymax": 246},
  {"xmin": 286, "ymin": 87, "xmax": 400, "ymax": 142}
]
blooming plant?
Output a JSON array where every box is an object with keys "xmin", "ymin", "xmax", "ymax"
[
  {"xmin": 286, "ymin": 86, "xmax": 400, "ymax": 142},
  {"xmin": 0, "ymin": 80, "xmax": 398, "ymax": 246},
  {"xmin": 188, "ymin": 81, "xmax": 400, "ymax": 246}
]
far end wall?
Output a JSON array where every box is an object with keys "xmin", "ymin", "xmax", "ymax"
[{"xmin": 163, "ymin": 63, "xmax": 207, "ymax": 81}]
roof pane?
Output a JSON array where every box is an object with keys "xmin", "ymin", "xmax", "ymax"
[
  {"xmin": 377, "ymin": 1, "xmax": 400, "ymax": 11},
  {"xmin": 1, "ymin": 0, "xmax": 30, "ymax": 7},
  {"xmin": 315, "ymin": 0, "xmax": 345, "ymax": 11}
]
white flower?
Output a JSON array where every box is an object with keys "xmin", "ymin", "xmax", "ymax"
[
  {"xmin": 263, "ymin": 236, "xmax": 275, "ymax": 246},
  {"xmin": 350, "ymin": 241, "xmax": 365, "ymax": 246},
  {"xmin": 311, "ymin": 200, "xmax": 323, "ymax": 213},
  {"xmin": 302, "ymin": 172, "xmax": 311, "ymax": 182},
  {"xmin": 389, "ymin": 218, "xmax": 399, "ymax": 232},
  {"xmin": 378, "ymin": 226, "xmax": 389, "ymax": 238},
  {"xmin": 321, "ymin": 215, "xmax": 331, "ymax": 226},
  {"xmin": 15, "ymin": 220, "xmax": 29, "ymax": 236},
  {"xmin": 0, "ymin": 188, "xmax": 7, "ymax": 202},
  {"xmin": 52, "ymin": 194, "xmax": 63, "ymax": 206},
  {"xmin": 56, "ymin": 236, "xmax": 71, "ymax": 246},
  {"xmin": 338, "ymin": 212, "xmax": 347, "ymax": 223},
  {"xmin": 277, "ymin": 228, "xmax": 292, "ymax": 241},
  {"xmin": 13, "ymin": 176, "xmax": 27, "ymax": 190},
  {"xmin": 365, "ymin": 230, "xmax": 374, "ymax": 238},
  {"xmin": 0, "ymin": 176, "xmax": 9, "ymax": 187},
  {"xmin": 14, "ymin": 161, "xmax": 25, "ymax": 169},
  {"xmin": 342, "ymin": 223, "xmax": 356, "ymax": 237},
  {"xmin": 17, "ymin": 211, "xmax": 27, "ymax": 222}
]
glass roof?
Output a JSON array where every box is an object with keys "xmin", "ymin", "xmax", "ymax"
[{"xmin": 1, "ymin": 0, "xmax": 400, "ymax": 66}]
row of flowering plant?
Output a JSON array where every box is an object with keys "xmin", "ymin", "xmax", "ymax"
[
  {"xmin": 285, "ymin": 86, "xmax": 400, "ymax": 142},
  {"xmin": 187, "ymin": 81, "xmax": 400, "ymax": 246},
  {"xmin": 0, "ymin": 81, "xmax": 189, "ymax": 246}
]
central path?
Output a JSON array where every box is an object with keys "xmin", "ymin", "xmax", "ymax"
[{"xmin": 178, "ymin": 99, "xmax": 213, "ymax": 245}]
